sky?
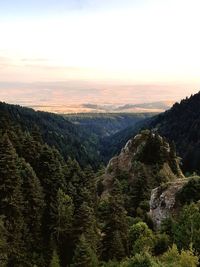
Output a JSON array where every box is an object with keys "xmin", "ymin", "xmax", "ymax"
[{"xmin": 0, "ymin": 0, "xmax": 200, "ymax": 107}]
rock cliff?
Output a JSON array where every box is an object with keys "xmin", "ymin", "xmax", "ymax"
[
  {"xmin": 102, "ymin": 130, "xmax": 184, "ymax": 197},
  {"xmin": 149, "ymin": 179, "xmax": 188, "ymax": 228}
]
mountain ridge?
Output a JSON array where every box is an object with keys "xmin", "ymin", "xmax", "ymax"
[{"xmin": 102, "ymin": 92, "xmax": 200, "ymax": 174}]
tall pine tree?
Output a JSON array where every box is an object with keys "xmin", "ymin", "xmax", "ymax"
[
  {"xmin": 19, "ymin": 159, "xmax": 45, "ymax": 266},
  {"xmin": 101, "ymin": 179, "xmax": 129, "ymax": 261},
  {"xmin": 72, "ymin": 234, "xmax": 98, "ymax": 267},
  {"xmin": 0, "ymin": 134, "xmax": 24, "ymax": 267},
  {"xmin": 37, "ymin": 144, "xmax": 65, "ymax": 266}
]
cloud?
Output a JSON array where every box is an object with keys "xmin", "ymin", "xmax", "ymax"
[
  {"xmin": 0, "ymin": 81, "xmax": 198, "ymax": 109},
  {"xmin": 21, "ymin": 58, "xmax": 49, "ymax": 63}
]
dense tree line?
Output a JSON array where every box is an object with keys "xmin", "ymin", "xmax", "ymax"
[
  {"xmin": 149, "ymin": 91, "xmax": 200, "ymax": 174},
  {"xmin": 0, "ymin": 102, "xmax": 102, "ymax": 169},
  {"xmin": 0, "ymin": 113, "xmax": 100, "ymax": 266}
]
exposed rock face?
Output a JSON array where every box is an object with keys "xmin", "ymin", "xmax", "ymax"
[
  {"xmin": 149, "ymin": 179, "xmax": 188, "ymax": 228},
  {"xmin": 102, "ymin": 130, "xmax": 184, "ymax": 196}
]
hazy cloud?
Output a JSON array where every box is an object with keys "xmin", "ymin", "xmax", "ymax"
[{"xmin": 0, "ymin": 82, "xmax": 198, "ymax": 108}]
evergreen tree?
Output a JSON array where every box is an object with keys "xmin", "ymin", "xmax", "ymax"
[
  {"xmin": 9, "ymin": 126, "xmax": 25, "ymax": 156},
  {"xmin": 82, "ymin": 166, "xmax": 97, "ymax": 207},
  {"xmin": 101, "ymin": 179, "xmax": 129, "ymax": 261},
  {"xmin": 0, "ymin": 216, "xmax": 7, "ymax": 267},
  {"xmin": 0, "ymin": 111, "xmax": 11, "ymax": 135},
  {"xmin": 64, "ymin": 158, "xmax": 84, "ymax": 208},
  {"xmin": 129, "ymin": 170, "xmax": 149, "ymax": 215},
  {"xmin": 21, "ymin": 132, "xmax": 42, "ymax": 172},
  {"xmin": 0, "ymin": 134, "xmax": 24, "ymax": 266},
  {"xmin": 19, "ymin": 159, "xmax": 45, "ymax": 265},
  {"xmin": 31, "ymin": 124, "xmax": 43, "ymax": 144},
  {"xmin": 73, "ymin": 201, "xmax": 98, "ymax": 251},
  {"xmin": 173, "ymin": 203, "xmax": 200, "ymax": 254},
  {"xmin": 72, "ymin": 234, "xmax": 98, "ymax": 267},
  {"xmin": 63, "ymin": 161, "xmax": 99, "ymax": 265},
  {"xmin": 38, "ymin": 144, "xmax": 65, "ymax": 217},
  {"xmin": 37, "ymin": 144, "xmax": 65, "ymax": 266},
  {"xmin": 53, "ymin": 189, "xmax": 74, "ymax": 241},
  {"xmin": 52, "ymin": 189, "xmax": 74, "ymax": 267}
]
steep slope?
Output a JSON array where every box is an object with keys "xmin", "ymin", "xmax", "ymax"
[
  {"xmin": 150, "ymin": 175, "xmax": 200, "ymax": 228},
  {"xmin": 149, "ymin": 92, "xmax": 200, "ymax": 173},
  {"xmin": 0, "ymin": 102, "xmax": 100, "ymax": 167},
  {"xmin": 100, "ymin": 130, "xmax": 184, "ymax": 215},
  {"xmin": 149, "ymin": 179, "xmax": 188, "ymax": 228},
  {"xmin": 100, "ymin": 117, "xmax": 153, "ymax": 162}
]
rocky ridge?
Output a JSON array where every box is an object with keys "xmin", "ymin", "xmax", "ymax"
[{"xmin": 102, "ymin": 130, "xmax": 184, "ymax": 196}]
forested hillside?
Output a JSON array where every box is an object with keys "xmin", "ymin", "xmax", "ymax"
[
  {"xmin": 0, "ymin": 114, "xmax": 100, "ymax": 266},
  {"xmin": 0, "ymin": 102, "xmax": 154, "ymax": 169},
  {"xmin": 0, "ymin": 103, "xmax": 156, "ymax": 169},
  {"xmin": 0, "ymin": 102, "xmax": 102, "ymax": 168},
  {"xmin": 65, "ymin": 113, "xmax": 154, "ymax": 137},
  {"xmin": 101, "ymin": 92, "xmax": 200, "ymax": 174},
  {"xmin": 149, "ymin": 92, "xmax": 200, "ymax": 174}
]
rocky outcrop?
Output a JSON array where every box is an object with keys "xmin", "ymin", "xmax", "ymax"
[
  {"xmin": 149, "ymin": 179, "xmax": 188, "ymax": 228},
  {"xmin": 101, "ymin": 130, "xmax": 184, "ymax": 196}
]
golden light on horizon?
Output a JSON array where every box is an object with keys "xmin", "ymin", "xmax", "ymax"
[{"xmin": 0, "ymin": 0, "xmax": 199, "ymax": 108}]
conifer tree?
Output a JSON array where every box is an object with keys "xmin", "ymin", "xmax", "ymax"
[
  {"xmin": 0, "ymin": 111, "xmax": 11, "ymax": 135},
  {"xmin": 129, "ymin": 170, "xmax": 149, "ymax": 215},
  {"xmin": 19, "ymin": 159, "xmax": 45, "ymax": 265},
  {"xmin": 38, "ymin": 144, "xmax": 65, "ymax": 214},
  {"xmin": 173, "ymin": 203, "xmax": 200, "ymax": 254},
  {"xmin": 81, "ymin": 166, "xmax": 97, "ymax": 207},
  {"xmin": 53, "ymin": 189, "xmax": 74, "ymax": 240},
  {"xmin": 9, "ymin": 126, "xmax": 25, "ymax": 156},
  {"xmin": 21, "ymin": 132, "xmax": 42, "ymax": 172},
  {"xmin": 31, "ymin": 124, "xmax": 43, "ymax": 144},
  {"xmin": 0, "ymin": 134, "xmax": 24, "ymax": 266},
  {"xmin": 73, "ymin": 201, "xmax": 98, "ymax": 251},
  {"xmin": 37, "ymin": 144, "xmax": 65, "ymax": 265},
  {"xmin": 0, "ymin": 216, "xmax": 7, "ymax": 267},
  {"xmin": 52, "ymin": 189, "xmax": 74, "ymax": 266},
  {"xmin": 72, "ymin": 234, "xmax": 98, "ymax": 267},
  {"xmin": 64, "ymin": 158, "xmax": 84, "ymax": 207},
  {"xmin": 101, "ymin": 179, "xmax": 129, "ymax": 261}
]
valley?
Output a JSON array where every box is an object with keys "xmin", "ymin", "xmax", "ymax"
[{"xmin": 0, "ymin": 92, "xmax": 200, "ymax": 266}]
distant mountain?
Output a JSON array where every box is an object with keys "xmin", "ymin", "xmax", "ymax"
[
  {"xmin": 29, "ymin": 101, "xmax": 173, "ymax": 114},
  {"xmin": 113, "ymin": 101, "xmax": 173, "ymax": 113}
]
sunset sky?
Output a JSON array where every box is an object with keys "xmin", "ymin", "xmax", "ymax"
[{"xmin": 0, "ymin": 0, "xmax": 200, "ymax": 108}]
